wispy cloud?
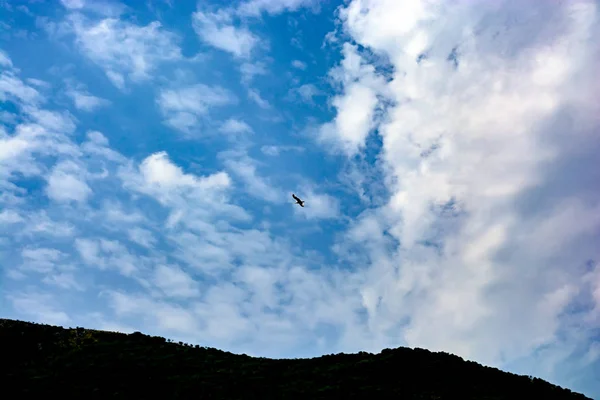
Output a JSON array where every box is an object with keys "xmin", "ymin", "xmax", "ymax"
[
  {"xmin": 247, "ymin": 88, "xmax": 270, "ymax": 109},
  {"xmin": 66, "ymin": 86, "xmax": 110, "ymax": 111},
  {"xmin": 289, "ymin": 83, "xmax": 323, "ymax": 104},
  {"xmin": 67, "ymin": 13, "xmax": 182, "ymax": 88},
  {"xmin": 0, "ymin": 49, "xmax": 13, "ymax": 67},
  {"xmin": 237, "ymin": 0, "xmax": 318, "ymax": 17},
  {"xmin": 152, "ymin": 264, "xmax": 200, "ymax": 299},
  {"xmin": 60, "ymin": 0, "xmax": 85, "ymax": 10},
  {"xmin": 219, "ymin": 149, "xmax": 282, "ymax": 204},
  {"xmin": 157, "ymin": 83, "xmax": 237, "ymax": 134},
  {"xmin": 219, "ymin": 118, "xmax": 253, "ymax": 135},
  {"xmin": 239, "ymin": 61, "xmax": 268, "ymax": 85},
  {"xmin": 291, "ymin": 59, "xmax": 306, "ymax": 70},
  {"xmin": 192, "ymin": 9, "xmax": 260, "ymax": 59},
  {"xmin": 8, "ymin": 291, "xmax": 71, "ymax": 325},
  {"xmin": 60, "ymin": 0, "xmax": 127, "ymax": 17},
  {"xmin": 293, "ymin": 186, "xmax": 340, "ymax": 220},
  {"xmin": 260, "ymin": 145, "xmax": 304, "ymax": 156}
]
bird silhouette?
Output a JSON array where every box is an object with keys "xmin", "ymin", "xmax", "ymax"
[{"xmin": 292, "ymin": 193, "xmax": 305, "ymax": 207}]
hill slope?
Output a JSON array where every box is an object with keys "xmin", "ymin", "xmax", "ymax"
[{"xmin": 0, "ymin": 318, "xmax": 590, "ymax": 399}]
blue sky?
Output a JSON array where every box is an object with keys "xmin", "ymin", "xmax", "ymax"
[{"xmin": 1, "ymin": 0, "xmax": 599, "ymax": 398}]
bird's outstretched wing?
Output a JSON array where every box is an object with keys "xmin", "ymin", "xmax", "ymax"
[{"xmin": 292, "ymin": 193, "xmax": 301, "ymax": 202}]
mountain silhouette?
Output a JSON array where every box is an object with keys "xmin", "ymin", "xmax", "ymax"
[{"xmin": 0, "ymin": 318, "xmax": 590, "ymax": 399}]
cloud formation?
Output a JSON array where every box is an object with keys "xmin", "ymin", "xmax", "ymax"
[
  {"xmin": 320, "ymin": 0, "xmax": 600, "ymax": 391},
  {"xmin": 1, "ymin": 1, "xmax": 599, "ymax": 398},
  {"xmin": 192, "ymin": 9, "xmax": 259, "ymax": 59},
  {"xmin": 157, "ymin": 83, "xmax": 237, "ymax": 134},
  {"xmin": 67, "ymin": 13, "xmax": 182, "ymax": 88}
]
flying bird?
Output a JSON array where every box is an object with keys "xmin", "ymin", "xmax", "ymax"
[{"xmin": 292, "ymin": 193, "xmax": 305, "ymax": 207}]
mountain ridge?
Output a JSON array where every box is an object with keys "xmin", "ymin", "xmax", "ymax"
[{"xmin": 0, "ymin": 318, "xmax": 591, "ymax": 399}]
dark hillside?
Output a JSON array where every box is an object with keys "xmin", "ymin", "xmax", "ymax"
[{"xmin": 0, "ymin": 318, "xmax": 590, "ymax": 399}]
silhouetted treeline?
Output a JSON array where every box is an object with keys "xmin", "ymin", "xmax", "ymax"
[{"xmin": 0, "ymin": 318, "xmax": 590, "ymax": 399}]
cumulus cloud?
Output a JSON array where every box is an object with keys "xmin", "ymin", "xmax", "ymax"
[
  {"xmin": 45, "ymin": 160, "xmax": 92, "ymax": 204},
  {"xmin": 320, "ymin": 0, "xmax": 600, "ymax": 390},
  {"xmin": 317, "ymin": 42, "xmax": 388, "ymax": 155},
  {"xmin": 118, "ymin": 150, "xmax": 250, "ymax": 228},
  {"xmin": 137, "ymin": 151, "xmax": 231, "ymax": 192}
]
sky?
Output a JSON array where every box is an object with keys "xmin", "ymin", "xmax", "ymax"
[{"xmin": 1, "ymin": 0, "xmax": 599, "ymax": 397}]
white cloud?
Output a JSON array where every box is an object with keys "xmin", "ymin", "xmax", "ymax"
[
  {"xmin": 81, "ymin": 130, "xmax": 127, "ymax": 164},
  {"xmin": 19, "ymin": 211, "xmax": 76, "ymax": 238},
  {"xmin": 192, "ymin": 9, "xmax": 260, "ymax": 59},
  {"xmin": 20, "ymin": 247, "xmax": 66, "ymax": 273},
  {"xmin": 127, "ymin": 227, "xmax": 156, "ymax": 248},
  {"xmin": 260, "ymin": 145, "xmax": 304, "ymax": 156},
  {"xmin": 0, "ymin": 209, "xmax": 23, "ymax": 224},
  {"xmin": 74, "ymin": 237, "xmax": 141, "ymax": 277},
  {"xmin": 219, "ymin": 118, "xmax": 253, "ymax": 135},
  {"xmin": 75, "ymin": 238, "xmax": 102, "ymax": 265},
  {"xmin": 322, "ymin": 0, "xmax": 600, "ymax": 389},
  {"xmin": 237, "ymin": 0, "xmax": 317, "ymax": 17},
  {"xmin": 118, "ymin": 150, "xmax": 251, "ymax": 225},
  {"xmin": 239, "ymin": 61, "xmax": 268, "ymax": 85},
  {"xmin": 219, "ymin": 150, "xmax": 282, "ymax": 204},
  {"xmin": 60, "ymin": 0, "xmax": 126, "ymax": 17},
  {"xmin": 0, "ymin": 71, "xmax": 43, "ymax": 104},
  {"xmin": 157, "ymin": 83, "xmax": 237, "ymax": 134},
  {"xmin": 291, "ymin": 59, "xmax": 306, "ymax": 70},
  {"xmin": 0, "ymin": 49, "xmax": 13, "ymax": 67},
  {"xmin": 68, "ymin": 14, "xmax": 182, "ymax": 88},
  {"xmin": 139, "ymin": 151, "xmax": 230, "ymax": 191},
  {"xmin": 43, "ymin": 272, "xmax": 84, "ymax": 291},
  {"xmin": 24, "ymin": 108, "xmax": 77, "ymax": 135},
  {"xmin": 45, "ymin": 160, "xmax": 92, "ymax": 203},
  {"xmin": 60, "ymin": 0, "xmax": 85, "ymax": 9},
  {"xmin": 247, "ymin": 88, "xmax": 270, "ymax": 109},
  {"xmin": 293, "ymin": 186, "xmax": 340, "ymax": 220},
  {"xmin": 152, "ymin": 264, "xmax": 199, "ymax": 298},
  {"xmin": 100, "ymin": 200, "xmax": 146, "ymax": 225},
  {"xmin": 0, "ymin": 58, "xmax": 86, "ymax": 215},
  {"xmin": 291, "ymin": 83, "xmax": 323, "ymax": 104},
  {"xmin": 318, "ymin": 43, "xmax": 387, "ymax": 155},
  {"xmin": 8, "ymin": 292, "xmax": 71, "ymax": 326},
  {"xmin": 67, "ymin": 87, "xmax": 110, "ymax": 111}
]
